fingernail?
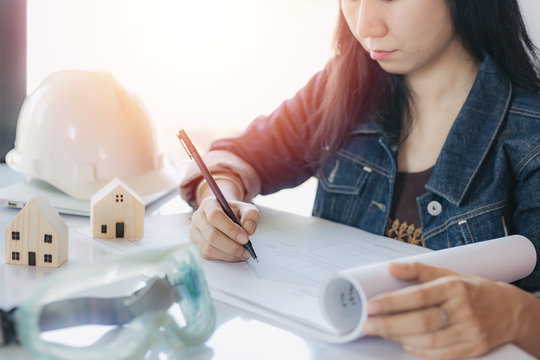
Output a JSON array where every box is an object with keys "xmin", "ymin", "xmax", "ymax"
[
  {"xmin": 236, "ymin": 233, "xmax": 249, "ymax": 244},
  {"xmin": 403, "ymin": 344, "xmax": 415, "ymax": 352},
  {"xmin": 363, "ymin": 320, "xmax": 378, "ymax": 334},
  {"xmin": 242, "ymin": 250, "xmax": 251, "ymax": 260},
  {"xmin": 244, "ymin": 220, "xmax": 256, "ymax": 234}
]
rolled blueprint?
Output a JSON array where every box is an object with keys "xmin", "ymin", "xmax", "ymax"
[{"xmin": 319, "ymin": 235, "xmax": 536, "ymax": 343}]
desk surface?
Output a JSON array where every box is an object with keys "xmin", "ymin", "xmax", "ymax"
[{"xmin": 0, "ymin": 164, "xmax": 534, "ymax": 360}]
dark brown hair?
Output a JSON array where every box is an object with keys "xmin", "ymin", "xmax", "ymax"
[{"xmin": 306, "ymin": 0, "xmax": 540, "ymax": 164}]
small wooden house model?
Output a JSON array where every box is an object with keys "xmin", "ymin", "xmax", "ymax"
[
  {"xmin": 4, "ymin": 194, "xmax": 68, "ymax": 268},
  {"xmin": 91, "ymin": 178, "xmax": 144, "ymax": 239}
]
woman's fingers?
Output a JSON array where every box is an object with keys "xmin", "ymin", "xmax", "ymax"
[
  {"xmin": 364, "ymin": 305, "xmax": 454, "ymax": 337},
  {"xmin": 237, "ymin": 202, "xmax": 260, "ymax": 235},
  {"xmin": 387, "ymin": 262, "xmax": 459, "ymax": 283},
  {"xmin": 391, "ymin": 321, "xmax": 470, "ymax": 349},
  {"xmin": 201, "ymin": 197, "xmax": 250, "ymax": 243},
  {"xmin": 190, "ymin": 196, "xmax": 260, "ymax": 262},
  {"xmin": 190, "ymin": 217, "xmax": 249, "ymax": 261},
  {"xmin": 363, "ymin": 265, "xmax": 524, "ymax": 360},
  {"xmin": 367, "ymin": 275, "xmax": 462, "ymax": 315},
  {"xmin": 190, "ymin": 226, "xmax": 249, "ymax": 262}
]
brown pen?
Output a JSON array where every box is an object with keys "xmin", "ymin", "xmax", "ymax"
[{"xmin": 178, "ymin": 129, "xmax": 258, "ymax": 262}]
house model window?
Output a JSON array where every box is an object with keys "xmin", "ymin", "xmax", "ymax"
[
  {"xmin": 44, "ymin": 234, "xmax": 53, "ymax": 243},
  {"xmin": 44, "ymin": 254, "xmax": 53, "ymax": 263},
  {"xmin": 101, "ymin": 224, "xmax": 107, "ymax": 234},
  {"xmin": 115, "ymin": 194, "xmax": 124, "ymax": 203},
  {"xmin": 11, "ymin": 252, "xmax": 20, "ymax": 261},
  {"xmin": 12, "ymin": 231, "xmax": 20, "ymax": 240}
]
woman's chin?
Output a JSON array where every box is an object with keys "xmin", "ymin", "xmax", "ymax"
[{"xmin": 375, "ymin": 61, "xmax": 409, "ymax": 75}]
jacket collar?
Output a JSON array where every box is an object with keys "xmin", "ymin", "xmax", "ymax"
[
  {"xmin": 352, "ymin": 115, "xmax": 380, "ymax": 134},
  {"xmin": 351, "ymin": 56, "xmax": 512, "ymax": 206},
  {"xmin": 426, "ymin": 56, "xmax": 512, "ymax": 205}
]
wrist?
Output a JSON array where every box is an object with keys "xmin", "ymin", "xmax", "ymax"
[
  {"xmin": 511, "ymin": 285, "xmax": 540, "ymax": 356},
  {"xmin": 195, "ymin": 173, "xmax": 245, "ymax": 205}
]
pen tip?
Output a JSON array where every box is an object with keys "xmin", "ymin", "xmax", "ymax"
[{"xmin": 255, "ymin": 258, "xmax": 259, "ymax": 263}]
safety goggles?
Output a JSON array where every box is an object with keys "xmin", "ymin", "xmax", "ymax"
[{"xmin": 1, "ymin": 243, "xmax": 215, "ymax": 360}]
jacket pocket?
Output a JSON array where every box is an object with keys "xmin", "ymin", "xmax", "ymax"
[
  {"xmin": 424, "ymin": 201, "xmax": 508, "ymax": 249},
  {"xmin": 313, "ymin": 156, "xmax": 372, "ymax": 225}
]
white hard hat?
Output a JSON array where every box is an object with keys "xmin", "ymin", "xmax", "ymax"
[{"xmin": 6, "ymin": 70, "xmax": 178, "ymax": 200}]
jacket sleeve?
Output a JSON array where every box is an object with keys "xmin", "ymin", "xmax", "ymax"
[
  {"xmin": 512, "ymin": 148, "xmax": 540, "ymax": 292},
  {"xmin": 209, "ymin": 69, "xmax": 327, "ymax": 195},
  {"xmin": 179, "ymin": 150, "xmax": 262, "ymax": 208}
]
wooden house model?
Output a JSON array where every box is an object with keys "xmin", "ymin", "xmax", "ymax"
[
  {"xmin": 4, "ymin": 194, "xmax": 68, "ymax": 268},
  {"xmin": 91, "ymin": 178, "xmax": 144, "ymax": 239}
]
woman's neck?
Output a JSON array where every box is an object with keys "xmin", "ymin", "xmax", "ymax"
[
  {"xmin": 397, "ymin": 38, "xmax": 481, "ymax": 173},
  {"xmin": 405, "ymin": 38, "xmax": 481, "ymax": 119}
]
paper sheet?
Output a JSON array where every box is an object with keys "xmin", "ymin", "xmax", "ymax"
[
  {"xmin": 199, "ymin": 209, "xmax": 536, "ymax": 343},
  {"xmin": 71, "ymin": 207, "xmax": 536, "ymax": 344},
  {"xmin": 319, "ymin": 235, "xmax": 536, "ymax": 343},
  {"xmin": 73, "ymin": 208, "xmax": 429, "ymax": 335},
  {"xmin": 201, "ymin": 207, "xmax": 432, "ymax": 339}
]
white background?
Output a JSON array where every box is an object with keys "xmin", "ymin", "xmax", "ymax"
[
  {"xmin": 520, "ymin": 0, "xmax": 540, "ymax": 47},
  {"xmin": 26, "ymin": 1, "xmax": 540, "ymax": 158}
]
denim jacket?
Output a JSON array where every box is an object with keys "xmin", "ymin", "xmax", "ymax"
[{"xmin": 211, "ymin": 57, "xmax": 540, "ymax": 292}]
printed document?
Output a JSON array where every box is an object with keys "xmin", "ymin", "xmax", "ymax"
[{"xmin": 73, "ymin": 207, "xmax": 536, "ymax": 343}]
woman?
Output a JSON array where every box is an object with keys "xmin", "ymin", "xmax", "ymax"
[{"xmin": 180, "ymin": 0, "xmax": 540, "ymax": 358}]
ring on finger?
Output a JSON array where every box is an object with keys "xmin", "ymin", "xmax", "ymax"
[{"xmin": 437, "ymin": 306, "xmax": 449, "ymax": 329}]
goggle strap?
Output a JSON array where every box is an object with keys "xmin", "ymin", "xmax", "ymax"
[
  {"xmin": 0, "ymin": 308, "xmax": 18, "ymax": 346},
  {"xmin": 39, "ymin": 277, "xmax": 179, "ymax": 331}
]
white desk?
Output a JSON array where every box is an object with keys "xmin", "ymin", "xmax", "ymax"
[{"xmin": 0, "ymin": 164, "xmax": 534, "ymax": 360}]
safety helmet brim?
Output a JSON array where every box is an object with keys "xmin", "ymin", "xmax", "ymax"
[{"xmin": 6, "ymin": 149, "xmax": 180, "ymax": 201}]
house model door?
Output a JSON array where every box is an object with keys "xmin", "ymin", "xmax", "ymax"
[
  {"xmin": 116, "ymin": 222, "xmax": 124, "ymax": 238},
  {"xmin": 28, "ymin": 252, "xmax": 36, "ymax": 266}
]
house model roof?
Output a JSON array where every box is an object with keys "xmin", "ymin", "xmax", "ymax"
[
  {"xmin": 25, "ymin": 194, "xmax": 67, "ymax": 232},
  {"xmin": 90, "ymin": 178, "xmax": 144, "ymax": 206}
]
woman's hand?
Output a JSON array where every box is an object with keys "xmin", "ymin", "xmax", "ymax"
[
  {"xmin": 190, "ymin": 196, "xmax": 260, "ymax": 262},
  {"xmin": 362, "ymin": 262, "xmax": 531, "ymax": 359}
]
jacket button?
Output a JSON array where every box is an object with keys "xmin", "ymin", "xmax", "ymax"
[{"xmin": 427, "ymin": 201, "xmax": 442, "ymax": 216}]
